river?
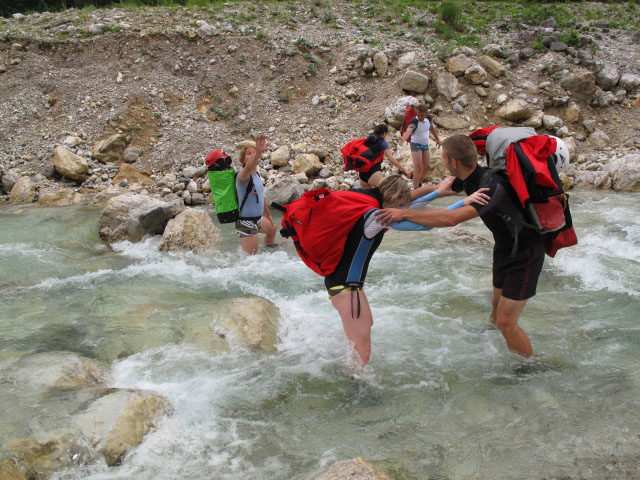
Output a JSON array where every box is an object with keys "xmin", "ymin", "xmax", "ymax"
[{"xmin": 1, "ymin": 190, "xmax": 639, "ymax": 479}]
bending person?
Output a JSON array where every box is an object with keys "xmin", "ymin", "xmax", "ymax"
[
  {"xmin": 358, "ymin": 124, "xmax": 412, "ymax": 189},
  {"xmin": 326, "ymin": 175, "xmax": 488, "ymax": 368}
]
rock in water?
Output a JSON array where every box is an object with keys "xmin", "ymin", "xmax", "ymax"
[
  {"xmin": 9, "ymin": 177, "xmax": 37, "ymax": 205},
  {"xmin": 159, "ymin": 208, "xmax": 221, "ymax": 252},
  {"xmin": 314, "ymin": 458, "xmax": 390, "ymax": 480},
  {"xmin": 222, "ymin": 296, "xmax": 280, "ymax": 352},
  {"xmin": 72, "ymin": 389, "xmax": 168, "ymax": 466},
  {"xmin": 99, "ymin": 194, "xmax": 168, "ymax": 243}
]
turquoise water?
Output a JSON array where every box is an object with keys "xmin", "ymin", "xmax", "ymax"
[{"xmin": 1, "ymin": 191, "xmax": 639, "ymax": 479}]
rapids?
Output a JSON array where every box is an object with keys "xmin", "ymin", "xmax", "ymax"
[{"xmin": 0, "ymin": 191, "xmax": 639, "ymax": 479}]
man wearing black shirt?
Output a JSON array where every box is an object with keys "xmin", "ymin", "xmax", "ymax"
[{"xmin": 376, "ymin": 134, "xmax": 545, "ymax": 357}]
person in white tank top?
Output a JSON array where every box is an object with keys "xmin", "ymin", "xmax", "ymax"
[{"xmin": 400, "ymin": 104, "xmax": 441, "ymax": 189}]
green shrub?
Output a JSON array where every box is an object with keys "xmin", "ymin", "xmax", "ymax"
[{"xmin": 439, "ymin": 1, "xmax": 463, "ymax": 31}]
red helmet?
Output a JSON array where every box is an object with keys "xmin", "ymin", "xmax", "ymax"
[{"xmin": 205, "ymin": 149, "xmax": 230, "ymax": 167}]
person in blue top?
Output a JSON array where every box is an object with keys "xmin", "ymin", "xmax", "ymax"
[
  {"xmin": 358, "ymin": 124, "xmax": 412, "ymax": 189},
  {"xmin": 235, "ymin": 135, "xmax": 277, "ymax": 255}
]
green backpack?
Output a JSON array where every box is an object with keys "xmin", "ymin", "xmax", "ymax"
[{"xmin": 205, "ymin": 149, "xmax": 254, "ymax": 224}]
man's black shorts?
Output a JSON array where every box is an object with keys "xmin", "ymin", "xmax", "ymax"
[
  {"xmin": 358, "ymin": 162, "xmax": 382, "ymax": 184},
  {"xmin": 493, "ymin": 241, "xmax": 545, "ymax": 301}
]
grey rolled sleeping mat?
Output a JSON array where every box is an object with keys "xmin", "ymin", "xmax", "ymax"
[{"xmin": 486, "ymin": 127, "xmax": 537, "ymax": 169}]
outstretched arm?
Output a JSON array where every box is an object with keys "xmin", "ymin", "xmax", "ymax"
[
  {"xmin": 384, "ymin": 149, "xmax": 411, "ymax": 178},
  {"xmin": 377, "ymin": 188, "xmax": 490, "ymax": 227},
  {"xmin": 238, "ymin": 134, "xmax": 268, "ymax": 181}
]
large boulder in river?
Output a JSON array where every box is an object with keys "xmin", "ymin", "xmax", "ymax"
[
  {"xmin": 99, "ymin": 193, "xmax": 168, "ymax": 243},
  {"xmin": 8, "ymin": 429, "xmax": 96, "ymax": 479},
  {"xmin": 606, "ymin": 154, "xmax": 640, "ymax": 192},
  {"xmin": 137, "ymin": 198, "xmax": 184, "ymax": 236},
  {"xmin": 221, "ymin": 297, "xmax": 280, "ymax": 352},
  {"xmin": 53, "ymin": 146, "xmax": 88, "ymax": 181},
  {"xmin": 159, "ymin": 208, "xmax": 221, "ymax": 252},
  {"xmin": 384, "ymin": 96, "xmax": 419, "ymax": 128},
  {"xmin": 3, "ymin": 351, "xmax": 111, "ymax": 390},
  {"xmin": 9, "ymin": 177, "xmax": 36, "ymax": 205},
  {"xmin": 264, "ymin": 176, "xmax": 305, "ymax": 205},
  {"xmin": 314, "ymin": 458, "xmax": 390, "ymax": 480},
  {"xmin": 72, "ymin": 388, "xmax": 168, "ymax": 466}
]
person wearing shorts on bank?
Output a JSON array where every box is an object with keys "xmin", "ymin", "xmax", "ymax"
[
  {"xmin": 358, "ymin": 124, "xmax": 412, "ymax": 189},
  {"xmin": 400, "ymin": 104, "xmax": 441, "ymax": 189},
  {"xmin": 235, "ymin": 135, "xmax": 277, "ymax": 255}
]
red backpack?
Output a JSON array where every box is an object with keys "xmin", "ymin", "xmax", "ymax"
[
  {"xmin": 275, "ymin": 189, "xmax": 380, "ymax": 275},
  {"xmin": 341, "ymin": 138, "xmax": 384, "ymax": 173},
  {"xmin": 469, "ymin": 128, "xmax": 577, "ymax": 258},
  {"xmin": 468, "ymin": 126, "xmax": 500, "ymax": 157}
]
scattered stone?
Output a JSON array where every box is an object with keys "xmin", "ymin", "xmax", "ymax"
[
  {"xmin": 137, "ymin": 199, "xmax": 184, "ymax": 235},
  {"xmin": 560, "ymin": 70, "xmax": 596, "ymax": 100},
  {"xmin": 619, "ymin": 73, "xmax": 640, "ymax": 92},
  {"xmin": 596, "ymin": 64, "xmax": 621, "ymax": 91},
  {"xmin": 523, "ymin": 110, "xmax": 543, "ymax": 128},
  {"xmin": 291, "ymin": 153, "xmax": 322, "ymax": 176},
  {"xmin": 564, "ymin": 102, "xmax": 581, "ymax": 123},
  {"xmin": 123, "ymin": 146, "xmax": 143, "ymax": 163},
  {"xmin": 270, "ymin": 146, "xmax": 291, "ymax": 167},
  {"xmin": 93, "ymin": 134, "xmax": 126, "ymax": 163},
  {"xmin": 334, "ymin": 75, "xmax": 349, "ymax": 85},
  {"xmin": 113, "ymin": 164, "xmax": 153, "ymax": 186},
  {"xmin": 400, "ymin": 70, "xmax": 429, "ymax": 93},
  {"xmin": 542, "ymin": 115, "xmax": 564, "ymax": 132},
  {"xmin": 496, "ymin": 94, "xmax": 508, "ymax": 105},
  {"xmin": 464, "ymin": 65, "xmax": 488, "ymax": 85},
  {"xmin": 446, "ymin": 54, "xmax": 475, "ymax": 77},
  {"xmin": 9, "ymin": 177, "xmax": 37, "ymax": 205},
  {"xmin": 53, "ymin": 146, "xmax": 88, "ymax": 181},
  {"xmin": 549, "ymin": 41, "xmax": 567, "ymax": 52},
  {"xmin": 435, "ymin": 115, "xmax": 470, "ymax": 130},
  {"xmin": 397, "ymin": 51, "xmax": 416, "ymax": 69},
  {"xmin": 478, "ymin": 55, "xmax": 506, "ymax": 77},
  {"xmin": 159, "ymin": 208, "xmax": 220, "ymax": 252},
  {"xmin": 37, "ymin": 187, "xmax": 84, "ymax": 207},
  {"xmin": 372, "ymin": 51, "xmax": 388, "ymax": 76},
  {"xmin": 434, "ymin": 71, "xmax": 461, "ymax": 101},
  {"xmin": 264, "ymin": 177, "xmax": 305, "ymax": 205},
  {"xmin": 384, "ymin": 96, "xmax": 419, "ymax": 128},
  {"xmin": 588, "ymin": 130, "xmax": 611, "ymax": 148},
  {"xmin": 606, "ymin": 154, "xmax": 640, "ymax": 192},
  {"xmin": 496, "ymin": 99, "xmax": 532, "ymax": 121},
  {"xmin": 475, "ymin": 86, "xmax": 488, "ymax": 97}
]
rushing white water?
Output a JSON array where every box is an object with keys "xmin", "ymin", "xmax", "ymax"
[{"xmin": 1, "ymin": 191, "xmax": 639, "ymax": 479}]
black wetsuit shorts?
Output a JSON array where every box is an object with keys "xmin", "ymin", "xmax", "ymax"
[
  {"xmin": 492, "ymin": 241, "xmax": 545, "ymax": 301},
  {"xmin": 358, "ymin": 162, "xmax": 382, "ymax": 184}
]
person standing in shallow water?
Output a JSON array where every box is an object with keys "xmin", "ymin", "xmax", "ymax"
[
  {"xmin": 235, "ymin": 135, "xmax": 277, "ymax": 255},
  {"xmin": 375, "ymin": 134, "xmax": 558, "ymax": 358}
]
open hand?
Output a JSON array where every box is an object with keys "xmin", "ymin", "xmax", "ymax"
[
  {"xmin": 436, "ymin": 176, "xmax": 456, "ymax": 196},
  {"xmin": 374, "ymin": 208, "xmax": 404, "ymax": 226},
  {"xmin": 256, "ymin": 134, "xmax": 269, "ymax": 154},
  {"xmin": 464, "ymin": 188, "xmax": 490, "ymax": 206}
]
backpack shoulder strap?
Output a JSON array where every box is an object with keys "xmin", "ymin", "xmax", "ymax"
[{"xmin": 238, "ymin": 174, "xmax": 256, "ymax": 213}]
